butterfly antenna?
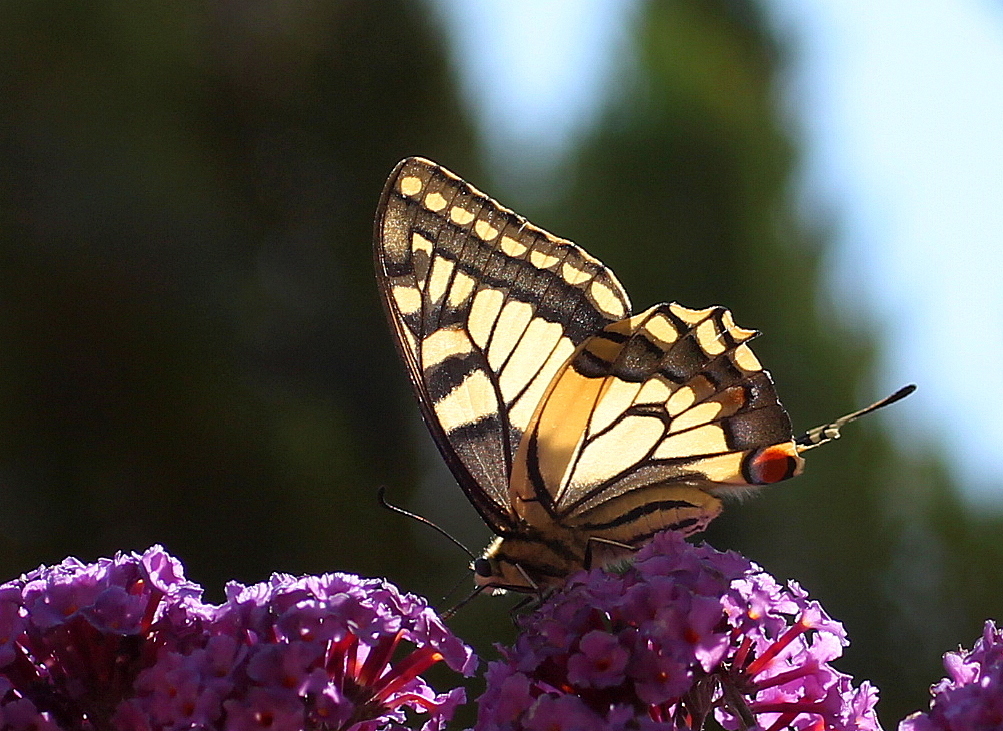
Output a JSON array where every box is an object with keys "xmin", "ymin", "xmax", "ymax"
[
  {"xmin": 437, "ymin": 571, "xmax": 474, "ymax": 608},
  {"xmin": 376, "ymin": 486, "xmax": 477, "ymax": 560},
  {"xmin": 796, "ymin": 384, "xmax": 916, "ymax": 452}
]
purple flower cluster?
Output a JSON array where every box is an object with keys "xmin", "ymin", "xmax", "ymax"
[
  {"xmin": 0, "ymin": 546, "xmax": 474, "ymax": 731},
  {"xmin": 475, "ymin": 532, "xmax": 880, "ymax": 731},
  {"xmin": 900, "ymin": 620, "xmax": 1003, "ymax": 731}
]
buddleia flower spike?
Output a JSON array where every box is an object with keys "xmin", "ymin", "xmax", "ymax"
[{"xmin": 474, "ymin": 532, "xmax": 882, "ymax": 731}]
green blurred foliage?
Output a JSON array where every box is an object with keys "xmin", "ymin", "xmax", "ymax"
[
  {"xmin": 1, "ymin": 0, "xmax": 1001, "ymax": 727},
  {"xmin": 0, "ymin": 0, "xmax": 478, "ymax": 589}
]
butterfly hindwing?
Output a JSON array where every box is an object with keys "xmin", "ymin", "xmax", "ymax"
[
  {"xmin": 509, "ymin": 302, "xmax": 801, "ymax": 548},
  {"xmin": 375, "ymin": 157, "xmax": 632, "ymax": 532}
]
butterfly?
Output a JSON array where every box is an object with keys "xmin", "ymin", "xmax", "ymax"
[{"xmin": 374, "ymin": 156, "xmax": 913, "ymax": 596}]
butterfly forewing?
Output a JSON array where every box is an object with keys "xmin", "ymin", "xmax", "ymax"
[{"xmin": 375, "ymin": 157, "xmax": 631, "ymax": 533}]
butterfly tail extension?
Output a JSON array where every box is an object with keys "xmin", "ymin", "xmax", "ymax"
[{"xmin": 795, "ymin": 384, "xmax": 916, "ymax": 452}]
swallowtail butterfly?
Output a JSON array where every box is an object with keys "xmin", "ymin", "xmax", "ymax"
[{"xmin": 374, "ymin": 157, "xmax": 911, "ymax": 596}]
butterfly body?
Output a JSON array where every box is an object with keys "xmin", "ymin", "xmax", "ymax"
[{"xmin": 375, "ymin": 157, "xmax": 804, "ymax": 595}]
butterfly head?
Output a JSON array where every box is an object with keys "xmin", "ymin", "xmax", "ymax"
[
  {"xmin": 470, "ymin": 554, "xmax": 527, "ymax": 596},
  {"xmin": 471, "ymin": 556, "xmax": 507, "ymax": 595}
]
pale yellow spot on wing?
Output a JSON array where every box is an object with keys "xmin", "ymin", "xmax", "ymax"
[
  {"xmin": 644, "ymin": 313, "xmax": 680, "ymax": 347},
  {"xmin": 380, "ymin": 216, "xmax": 409, "ymax": 263},
  {"xmin": 475, "ymin": 220, "xmax": 498, "ymax": 241},
  {"xmin": 589, "ymin": 378, "xmax": 642, "ymax": 437},
  {"xmin": 500, "ymin": 235, "xmax": 528, "ymax": 257},
  {"xmin": 721, "ymin": 309, "xmax": 757, "ymax": 342},
  {"xmin": 571, "ymin": 415, "xmax": 665, "ymax": 490},
  {"xmin": 637, "ymin": 377, "xmax": 672, "ymax": 404},
  {"xmin": 707, "ymin": 386, "xmax": 748, "ymax": 417},
  {"xmin": 670, "ymin": 303, "xmax": 716, "ymax": 325},
  {"xmin": 688, "ymin": 376, "xmax": 717, "ymax": 403},
  {"xmin": 412, "ymin": 232, "xmax": 433, "ymax": 258},
  {"xmin": 450, "ymin": 206, "xmax": 475, "ymax": 226},
  {"xmin": 468, "ymin": 288, "xmax": 505, "ymax": 350},
  {"xmin": 399, "ymin": 175, "xmax": 423, "ymax": 197},
  {"xmin": 669, "ymin": 401, "xmax": 723, "ymax": 434},
  {"xmin": 434, "ymin": 370, "xmax": 498, "ymax": 433},
  {"xmin": 499, "ymin": 317, "xmax": 563, "ymax": 399},
  {"xmin": 392, "ymin": 285, "xmax": 421, "ymax": 316},
  {"xmin": 666, "ymin": 386, "xmax": 696, "ymax": 416},
  {"xmin": 424, "ymin": 192, "xmax": 447, "ymax": 212},
  {"xmin": 530, "ymin": 249, "xmax": 559, "ymax": 269},
  {"xmin": 488, "ymin": 300, "xmax": 534, "ymax": 370},
  {"xmin": 426, "ymin": 256, "xmax": 455, "ymax": 305},
  {"xmin": 696, "ymin": 319, "xmax": 726, "ymax": 356},
  {"xmin": 507, "ymin": 334, "xmax": 574, "ymax": 432},
  {"xmin": 653, "ymin": 424, "xmax": 728, "ymax": 460},
  {"xmin": 695, "ymin": 453, "xmax": 749, "ymax": 486},
  {"xmin": 421, "ymin": 327, "xmax": 472, "ymax": 370},
  {"xmin": 734, "ymin": 344, "xmax": 762, "ymax": 372},
  {"xmin": 448, "ymin": 271, "xmax": 476, "ymax": 308},
  {"xmin": 590, "ymin": 279, "xmax": 624, "ymax": 317},
  {"xmin": 561, "ymin": 262, "xmax": 591, "ymax": 285}
]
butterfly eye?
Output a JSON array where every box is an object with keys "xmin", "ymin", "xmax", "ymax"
[
  {"xmin": 744, "ymin": 443, "xmax": 803, "ymax": 485},
  {"xmin": 473, "ymin": 558, "xmax": 494, "ymax": 578}
]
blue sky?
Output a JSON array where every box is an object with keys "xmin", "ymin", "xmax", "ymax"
[{"xmin": 431, "ymin": 0, "xmax": 1003, "ymax": 504}]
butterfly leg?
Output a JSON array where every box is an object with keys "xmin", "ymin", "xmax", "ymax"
[
  {"xmin": 513, "ymin": 562, "xmax": 540, "ymax": 592},
  {"xmin": 504, "ymin": 564, "xmax": 546, "ymax": 624},
  {"xmin": 508, "ymin": 594, "xmax": 541, "ymax": 624},
  {"xmin": 584, "ymin": 536, "xmax": 636, "ymax": 571}
]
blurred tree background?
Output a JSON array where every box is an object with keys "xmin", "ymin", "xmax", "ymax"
[{"xmin": 1, "ymin": 0, "xmax": 1000, "ymax": 726}]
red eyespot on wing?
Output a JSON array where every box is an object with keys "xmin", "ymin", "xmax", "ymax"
[{"xmin": 744, "ymin": 443, "xmax": 804, "ymax": 485}]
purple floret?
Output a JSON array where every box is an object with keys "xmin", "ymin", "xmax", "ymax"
[
  {"xmin": 900, "ymin": 620, "xmax": 1003, "ymax": 731},
  {"xmin": 475, "ymin": 532, "xmax": 881, "ymax": 731}
]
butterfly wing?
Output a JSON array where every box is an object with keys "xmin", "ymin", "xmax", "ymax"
[
  {"xmin": 510, "ymin": 302, "xmax": 803, "ymax": 548},
  {"xmin": 374, "ymin": 157, "xmax": 631, "ymax": 532}
]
